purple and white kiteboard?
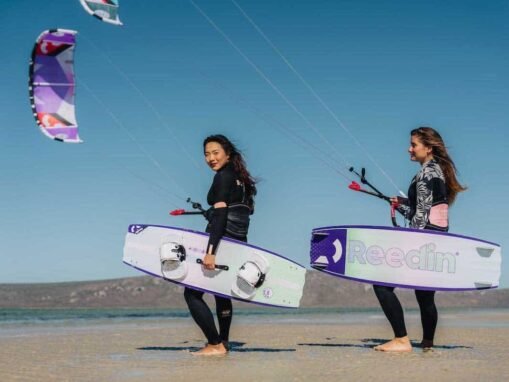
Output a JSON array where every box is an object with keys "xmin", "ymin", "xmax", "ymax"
[
  {"xmin": 310, "ymin": 225, "xmax": 501, "ymax": 291},
  {"xmin": 123, "ymin": 224, "xmax": 306, "ymax": 308}
]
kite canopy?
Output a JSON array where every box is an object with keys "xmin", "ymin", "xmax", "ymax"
[
  {"xmin": 79, "ymin": 0, "xmax": 123, "ymax": 26},
  {"xmin": 29, "ymin": 29, "xmax": 82, "ymax": 143}
]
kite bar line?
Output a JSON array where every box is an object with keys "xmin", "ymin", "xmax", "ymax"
[
  {"xmin": 79, "ymin": 79, "xmax": 189, "ymax": 202},
  {"xmin": 230, "ymin": 0, "xmax": 404, "ymax": 196},
  {"xmin": 348, "ymin": 167, "xmax": 400, "ymax": 227},
  {"xmin": 188, "ymin": 0, "xmax": 354, "ymax": 171},
  {"xmin": 185, "ymin": 62, "xmax": 354, "ymax": 180},
  {"xmin": 81, "ymin": 35, "xmax": 202, "ymax": 171}
]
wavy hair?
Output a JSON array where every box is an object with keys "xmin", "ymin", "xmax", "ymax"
[
  {"xmin": 411, "ymin": 127, "xmax": 467, "ymax": 205},
  {"xmin": 203, "ymin": 134, "xmax": 257, "ymax": 207}
]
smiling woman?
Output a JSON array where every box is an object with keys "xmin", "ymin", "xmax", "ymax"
[
  {"xmin": 183, "ymin": 134, "xmax": 257, "ymax": 356},
  {"xmin": 373, "ymin": 126, "xmax": 467, "ymax": 353}
]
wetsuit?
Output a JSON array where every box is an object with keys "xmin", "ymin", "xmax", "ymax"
[
  {"xmin": 373, "ymin": 159, "xmax": 448, "ymax": 347},
  {"xmin": 184, "ymin": 162, "xmax": 252, "ymax": 346}
]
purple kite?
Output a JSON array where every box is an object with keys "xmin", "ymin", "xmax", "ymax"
[{"xmin": 29, "ymin": 29, "xmax": 82, "ymax": 143}]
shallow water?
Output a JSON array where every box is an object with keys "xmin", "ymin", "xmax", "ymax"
[{"xmin": 1, "ymin": 307, "xmax": 508, "ymax": 337}]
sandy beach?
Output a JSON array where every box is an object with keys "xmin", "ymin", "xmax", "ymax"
[{"xmin": 1, "ymin": 309, "xmax": 508, "ymax": 381}]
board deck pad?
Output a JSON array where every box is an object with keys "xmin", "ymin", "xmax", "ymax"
[
  {"xmin": 124, "ymin": 224, "xmax": 306, "ymax": 308},
  {"xmin": 310, "ymin": 225, "xmax": 501, "ymax": 291}
]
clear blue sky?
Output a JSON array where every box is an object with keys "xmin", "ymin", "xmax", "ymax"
[{"xmin": 1, "ymin": 0, "xmax": 507, "ymax": 286}]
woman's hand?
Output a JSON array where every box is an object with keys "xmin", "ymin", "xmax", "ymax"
[
  {"xmin": 390, "ymin": 196, "xmax": 408, "ymax": 207},
  {"xmin": 203, "ymin": 253, "xmax": 216, "ymax": 270}
]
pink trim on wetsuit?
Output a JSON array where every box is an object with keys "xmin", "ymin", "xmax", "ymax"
[{"xmin": 429, "ymin": 203, "xmax": 448, "ymax": 228}]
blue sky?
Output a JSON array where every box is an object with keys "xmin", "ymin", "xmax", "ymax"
[{"xmin": 0, "ymin": 0, "xmax": 507, "ymax": 286}]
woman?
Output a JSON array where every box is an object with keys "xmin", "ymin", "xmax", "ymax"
[
  {"xmin": 184, "ymin": 134, "xmax": 256, "ymax": 356},
  {"xmin": 373, "ymin": 127, "xmax": 466, "ymax": 352}
]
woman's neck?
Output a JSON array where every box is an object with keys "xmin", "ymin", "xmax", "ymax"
[{"xmin": 420, "ymin": 156, "xmax": 434, "ymax": 166}]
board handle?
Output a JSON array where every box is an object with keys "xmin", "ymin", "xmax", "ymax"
[{"xmin": 196, "ymin": 258, "xmax": 229, "ymax": 271}]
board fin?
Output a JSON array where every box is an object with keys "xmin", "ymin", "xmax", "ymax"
[
  {"xmin": 476, "ymin": 247, "xmax": 495, "ymax": 258},
  {"xmin": 474, "ymin": 282, "xmax": 493, "ymax": 289},
  {"xmin": 310, "ymin": 256, "xmax": 329, "ymax": 269}
]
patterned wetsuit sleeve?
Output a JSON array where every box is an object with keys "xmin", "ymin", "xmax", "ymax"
[{"xmin": 411, "ymin": 175, "xmax": 433, "ymax": 229}]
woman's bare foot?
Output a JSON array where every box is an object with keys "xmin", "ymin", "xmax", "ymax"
[
  {"xmin": 192, "ymin": 343, "xmax": 227, "ymax": 356},
  {"xmin": 374, "ymin": 336, "xmax": 412, "ymax": 352}
]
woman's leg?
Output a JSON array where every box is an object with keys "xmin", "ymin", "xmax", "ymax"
[
  {"xmin": 373, "ymin": 285, "xmax": 412, "ymax": 352},
  {"xmin": 184, "ymin": 287, "xmax": 221, "ymax": 345},
  {"xmin": 373, "ymin": 285, "xmax": 407, "ymax": 338},
  {"xmin": 215, "ymin": 296, "xmax": 233, "ymax": 345},
  {"xmin": 415, "ymin": 290, "xmax": 437, "ymax": 348}
]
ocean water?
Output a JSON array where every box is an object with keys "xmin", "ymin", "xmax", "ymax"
[
  {"xmin": 0, "ymin": 307, "xmax": 386, "ymax": 338},
  {"xmin": 1, "ymin": 307, "xmax": 508, "ymax": 328},
  {"xmin": 0, "ymin": 307, "xmax": 377, "ymax": 325}
]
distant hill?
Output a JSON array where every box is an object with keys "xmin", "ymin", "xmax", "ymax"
[{"xmin": 1, "ymin": 271, "xmax": 508, "ymax": 309}]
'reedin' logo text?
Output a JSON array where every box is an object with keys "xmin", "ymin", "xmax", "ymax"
[{"xmin": 348, "ymin": 240, "xmax": 457, "ymax": 273}]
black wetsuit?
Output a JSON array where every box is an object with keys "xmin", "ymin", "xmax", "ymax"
[
  {"xmin": 184, "ymin": 162, "xmax": 252, "ymax": 346},
  {"xmin": 373, "ymin": 160, "xmax": 448, "ymax": 347}
]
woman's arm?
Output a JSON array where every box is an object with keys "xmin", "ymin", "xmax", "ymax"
[
  {"xmin": 203, "ymin": 171, "xmax": 235, "ymax": 269},
  {"xmin": 203, "ymin": 202, "xmax": 227, "ymax": 270},
  {"xmin": 411, "ymin": 178, "xmax": 433, "ymax": 229}
]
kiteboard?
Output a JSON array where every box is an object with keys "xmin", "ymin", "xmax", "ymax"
[
  {"xmin": 123, "ymin": 224, "xmax": 306, "ymax": 308},
  {"xmin": 310, "ymin": 225, "xmax": 501, "ymax": 291}
]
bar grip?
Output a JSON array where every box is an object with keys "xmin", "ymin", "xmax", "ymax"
[{"xmin": 196, "ymin": 258, "xmax": 229, "ymax": 271}]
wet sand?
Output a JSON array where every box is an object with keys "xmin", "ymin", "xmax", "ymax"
[{"xmin": 1, "ymin": 310, "xmax": 508, "ymax": 381}]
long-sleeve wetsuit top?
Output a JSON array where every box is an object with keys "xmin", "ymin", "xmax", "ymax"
[
  {"xmin": 397, "ymin": 159, "xmax": 449, "ymax": 231},
  {"xmin": 206, "ymin": 162, "xmax": 251, "ymax": 255}
]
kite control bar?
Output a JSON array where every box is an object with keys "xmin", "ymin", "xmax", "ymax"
[
  {"xmin": 169, "ymin": 197, "xmax": 208, "ymax": 217},
  {"xmin": 348, "ymin": 181, "xmax": 391, "ymax": 203},
  {"xmin": 348, "ymin": 167, "xmax": 403, "ymax": 227},
  {"xmin": 169, "ymin": 209, "xmax": 203, "ymax": 216},
  {"xmin": 349, "ymin": 167, "xmax": 387, "ymax": 198}
]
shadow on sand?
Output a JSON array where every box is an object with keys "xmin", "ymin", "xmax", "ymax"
[
  {"xmin": 360, "ymin": 338, "xmax": 473, "ymax": 350},
  {"xmin": 298, "ymin": 338, "xmax": 472, "ymax": 350},
  {"xmin": 138, "ymin": 341, "xmax": 296, "ymax": 353}
]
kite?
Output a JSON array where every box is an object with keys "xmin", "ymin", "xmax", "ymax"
[
  {"xmin": 79, "ymin": 0, "xmax": 123, "ymax": 26},
  {"xmin": 29, "ymin": 29, "xmax": 82, "ymax": 143}
]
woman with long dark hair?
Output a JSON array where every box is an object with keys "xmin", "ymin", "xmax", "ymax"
[
  {"xmin": 373, "ymin": 127, "xmax": 466, "ymax": 352},
  {"xmin": 184, "ymin": 134, "xmax": 257, "ymax": 356}
]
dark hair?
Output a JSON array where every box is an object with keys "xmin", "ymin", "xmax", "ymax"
[
  {"xmin": 203, "ymin": 134, "xmax": 257, "ymax": 207},
  {"xmin": 411, "ymin": 127, "xmax": 467, "ymax": 205}
]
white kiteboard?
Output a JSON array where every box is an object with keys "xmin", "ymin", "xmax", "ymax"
[
  {"xmin": 310, "ymin": 225, "xmax": 501, "ymax": 291},
  {"xmin": 123, "ymin": 224, "xmax": 306, "ymax": 308}
]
